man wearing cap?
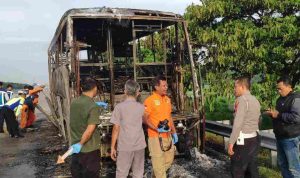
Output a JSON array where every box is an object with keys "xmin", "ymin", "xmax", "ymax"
[{"xmin": 0, "ymin": 90, "xmax": 27, "ymax": 138}]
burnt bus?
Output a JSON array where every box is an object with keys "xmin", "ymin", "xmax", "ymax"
[{"xmin": 48, "ymin": 7, "xmax": 203, "ymax": 157}]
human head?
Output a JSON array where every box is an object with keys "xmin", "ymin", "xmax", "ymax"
[
  {"xmin": 18, "ymin": 90, "xmax": 27, "ymax": 98},
  {"xmin": 0, "ymin": 81, "xmax": 3, "ymax": 88},
  {"xmin": 81, "ymin": 77, "xmax": 98, "ymax": 98},
  {"xmin": 124, "ymin": 79, "xmax": 140, "ymax": 98},
  {"xmin": 234, "ymin": 76, "xmax": 250, "ymax": 97},
  {"xmin": 7, "ymin": 84, "xmax": 13, "ymax": 91},
  {"xmin": 152, "ymin": 75, "xmax": 168, "ymax": 96},
  {"xmin": 28, "ymin": 85, "xmax": 34, "ymax": 90},
  {"xmin": 277, "ymin": 76, "xmax": 293, "ymax": 97}
]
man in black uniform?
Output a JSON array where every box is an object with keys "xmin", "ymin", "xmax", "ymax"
[{"xmin": 266, "ymin": 76, "xmax": 300, "ymax": 178}]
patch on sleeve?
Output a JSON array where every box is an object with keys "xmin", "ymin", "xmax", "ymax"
[{"xmin": 154, "ymin": 100, "xmax": 161, "ymax": 106}]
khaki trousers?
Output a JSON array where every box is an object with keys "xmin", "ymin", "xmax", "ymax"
[
  {"xmin": 116, "ymin": 149, "xmax": 145, "ymax": 178},
  {"xmin": 148, "ymin": 137, "xmax": 175, "ymax": 178}
]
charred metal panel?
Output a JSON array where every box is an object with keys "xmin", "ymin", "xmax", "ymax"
[{"xmin": 48, "ymin": 7, "xmax": 204, "ymax": 151}]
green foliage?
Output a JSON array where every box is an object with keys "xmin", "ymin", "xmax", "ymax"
[
  {"xmin": 205, "ymin": 96, "xmax": 234, "ymax": 121},
  {"xmin": 251, "ymin": 74, "xmax": 278, "ymax": 109},
  {"xmin": 137, "ymin": 32, "xmax": 167, "ymax": 63},
  {"xmin": 185, "ymin": 0, "xmax": 300, "ymax": 84},
  {"xmin": 1, "ymin": 82, "xmax": 27, "ymax": 89},
  {"xmin": 295, "ymin": 85, "xmax": 300, "ymax": 92},
  {"xmin": 139, "ymin": 47, "xmax": 154, "ymax": 62},
  {"xmin": 185, "ymin": 0, "xmax": 299, "ymax": 122},
  {"xmin": 202, "ymin": 72, "xmax": 235, "ymax": 120}
]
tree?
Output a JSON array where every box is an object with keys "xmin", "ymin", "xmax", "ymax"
[
  {"xmin": 2, "ymin": 82, "xmax": 28, "ymax": 89},
  {"xmin": 185, "ymin": 0, "xmax": 300, "ymax": 86}
]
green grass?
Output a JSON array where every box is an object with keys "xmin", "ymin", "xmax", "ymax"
[
  {"xmin": 259, "ymin": 167, "xmax": 281, "ymax": 178},
  {"xmin": 205, "ymin": 132, "xmax": 224, "ymax": 145},
  {"xmin": 205, "ymin": 132, "xmax": 282, "ymax": 177}
]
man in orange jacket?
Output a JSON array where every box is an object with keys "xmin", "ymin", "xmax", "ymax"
[
  {"xmin": 143, "ymin": 75, "xmax": 178, "ymax": 178},
  {"xmin": 20, "ymin": 85, "xmax": 44, "ymax": 129}
]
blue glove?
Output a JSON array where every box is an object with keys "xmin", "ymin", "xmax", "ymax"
[
  {"xmin": 172, "ymin": 133, "xmax": 178, "ymax": 144},
  {"xmin": 71, "ymin": 143, "xmax": 82, "ymax": 154},
  {"xmin": 157, "ymin": 127, "xmax": 170, "ymax": 133},
  {"xmin": 96, "ymin": 101, "xmax": 108, "ymax": 109}
]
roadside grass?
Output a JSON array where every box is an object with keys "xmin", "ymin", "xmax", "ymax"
[
  {"xmin": 205, "ymin": 132, "xmax": 281, "ymax": 178},
  {"xmin": 259, "ymin": 166, "xmax": 281, "ymax": 178}
]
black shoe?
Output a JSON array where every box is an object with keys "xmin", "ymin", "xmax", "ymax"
[
  {"xmin": 10, "ymin": 134, "xmax": 15, "ymax": 138},
  {"xmin": 20, "ymin": 128, "xmax": 27, "ymax": 133},
  {"xmin": 15, "ymin": 133, "xmax": 24, "ymax": 138}
]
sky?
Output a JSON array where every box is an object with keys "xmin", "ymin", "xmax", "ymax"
[{"xmin": 0, "ymin": 0, "xmax": 199, "ymax": 84}]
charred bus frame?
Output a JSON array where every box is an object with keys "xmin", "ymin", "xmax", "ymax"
[{"xmin": 48, "ymin": 7, "xmax": 203, "ymax": 156}]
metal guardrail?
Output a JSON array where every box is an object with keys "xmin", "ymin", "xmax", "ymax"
[{"xmin": 204, "ymin": 120, "xmax": 277, "ymax": 151}]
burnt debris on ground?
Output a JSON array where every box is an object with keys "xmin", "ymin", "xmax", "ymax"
[{"xmin": 0, "ymin": 114, "xmax": 232, "ymax": 178}]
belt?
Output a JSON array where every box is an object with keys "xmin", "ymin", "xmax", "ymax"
[
  {"xmin": 243, "ymin": 132, "xmax": 257, "ymax": 139},
  {"xmin": 158, "ymin": 133, "xmax": 172, "ymax": 152}
]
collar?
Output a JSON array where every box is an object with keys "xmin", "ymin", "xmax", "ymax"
[
  {"xmin": 282, "ymin": 91, "xmax": 294, "ymax": 98},
  {"xmin": 125, "ymin": 97, "xmax": 136, "ymax": 102},
  {"xmin": 244, "ymin": 90, "xmax": 251, "ymax": 95},
  {"xmin": 81, "ymin": 94, "xmax": 93, "ymax": 100},
  {"xmin": 153, "ymin": 92, "xmax": 166, "ymax": 100}
]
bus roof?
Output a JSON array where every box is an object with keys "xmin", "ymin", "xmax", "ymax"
[{"xmin": 48, "ymin": 7, "xmax": 184, "ymax": 52}]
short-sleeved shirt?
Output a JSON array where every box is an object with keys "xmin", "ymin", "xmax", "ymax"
[
  {"xmin": 144, "ymin": 92, "xmax": 172, "ymax": 138},
  {"xmin": 110, "ymin": 98, "xmax": 146, "ymax": 151},
  {"xmin": 70, "ymin": 95, "xmax": 100, "ymax": 153},
  {"xmin": 229, "ymin": 91, "xmax": 261, "ymax": 144}
]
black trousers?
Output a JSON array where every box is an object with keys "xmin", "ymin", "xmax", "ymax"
[
  {"xmin": 0, "ymin": 107, "xmax": 4, "ymax": 132},
  {"xmin": 0, "ymin": 107, "xmax": 20, "ymax": 136},
  {"xmin": 231, "ymin": 135, "xmax": 260, "ymax": 178},
  {"xmin": 71, "ymin": 149, "xmax": 100, "ymax": 178}
]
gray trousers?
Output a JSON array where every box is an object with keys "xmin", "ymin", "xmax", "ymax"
[{"xmin": 116, "ymin": 149, "xmax": 145, "ymax": 178}]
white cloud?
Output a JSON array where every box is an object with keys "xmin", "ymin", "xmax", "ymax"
[
  {"xmin": 0, "ymin": 10, "xmax": 25, "ymax": 22},
  {"xmin": 0, "ymin": 0, "xmax": 198, "ymax": 83},
  {"xmin": 0, "ymin": 37, "xmax": 48, "ymax": 43}
]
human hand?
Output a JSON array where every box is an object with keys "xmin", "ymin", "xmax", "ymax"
[
  {"xmin": 71, "ymin": 143, "xmax": 82, "ymax": 154},
  {"xmin": 172, "ymin": 133, "xmax": 178, "ymax": 144},
  {"xmin": 270, "ymin": 110, "xmax": 279, "ymax": 118},
  {"xmin": 265, "ymin": 109, "xmax": 279, "ymax": 119},
  {"xmin": 157, "ymin": 127, "xmax": 170, "ymax": 133},
  {"xmin": 40, "ymin": 85, "xmax": 46, "ymax": 88},
  {"xmin": 263, "ymin": 109, "xmax": 272, "ymax": 116},
  {"xmin": 228, "ymin": 143, "xmax": 234, "ymax": 156},
  {"xmin": 111, "ymin": 148, "xmax": 117, "ymax": 161},
  {"xmin": 96, "ymin": 101, "xmax": 108, "ymax": 109}
]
